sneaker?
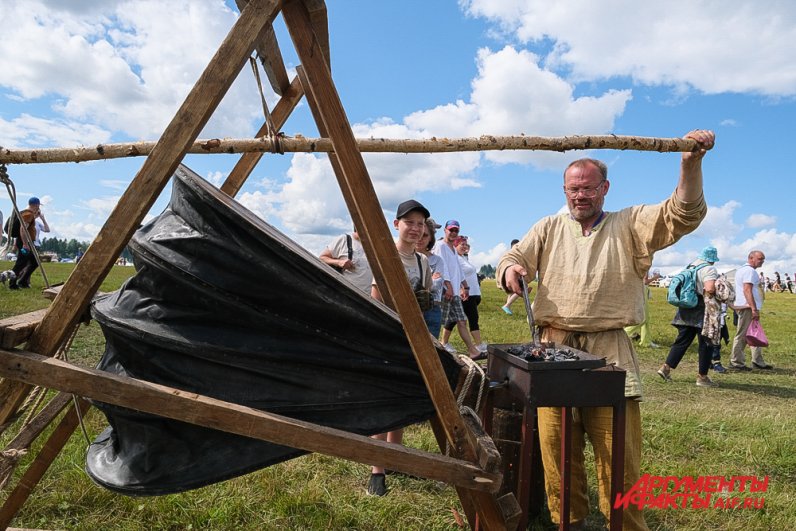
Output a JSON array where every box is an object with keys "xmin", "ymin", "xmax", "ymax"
[
  {"xmin": 500, "ymin": 305, "xmax": 513, "ymax": 315},
  {"xmin": 367, "ymin": 473, "xmax": 387, "ymax": 496},
  {"xmin": 477, "ymin": 342, "xmax": 488, "ymax": 353},
  {"xmin": 752, "ymin": 362, "xmax": 774, "ymax": 370},
  {"xmin": 711, "ymin": 362, "xmax": 727, "ymax": 374},
  {"xmin": 730, "ymin": 364, "xmax": 752, "ymax": 372},
  {"xmin": 657, "ymin": 365, "xmax": 672, "ymax": 382},
  {"xmin": 696, "ymin": 375, "xmax": 718, "ymax": 387},
  {"xmin": 648, "ymin": 341, "xmax": 661, "ymax": 349},
  {"xmin": 441, "ymin": 343, "xmax": 457, "ymax": 354}
]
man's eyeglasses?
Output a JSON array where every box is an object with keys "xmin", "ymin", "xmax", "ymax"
[
  {"xmin": 563, "ymin": 182, "xmax": 605, "ymax": 198},
  {"xmin": 447, "ymin": 228, "xmax": 459, "ymax": 233}
]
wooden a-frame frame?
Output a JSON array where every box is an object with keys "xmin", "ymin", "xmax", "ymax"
[{"xmin": 0, "ymin": 1, "xmax": 521, "ymax": 528}]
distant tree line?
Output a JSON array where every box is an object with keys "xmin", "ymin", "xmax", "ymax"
[
  {"xmin": 39, "ymin": 237, "xmax": 88, "ymax": 258},
  {"xmin": 39, "ymin": 237, "xmax": 133, "ymax": 262}
]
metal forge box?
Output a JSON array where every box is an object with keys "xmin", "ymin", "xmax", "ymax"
[{"xmin": 483, "ymin": 343, "xmax": 627, "ymax": 530}]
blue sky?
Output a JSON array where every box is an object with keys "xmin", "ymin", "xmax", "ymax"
[{"xmin": 1, "ymin": 0, "xmax": 795, "ymax": 279}]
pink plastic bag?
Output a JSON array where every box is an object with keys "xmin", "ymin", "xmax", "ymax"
[{"xmin": 746, "ymin": 319, "xmax": 769, "ymax": 347}]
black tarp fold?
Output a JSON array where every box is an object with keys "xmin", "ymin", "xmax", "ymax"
[{"xmin": 87, "ymin": 164, "xmax": 461, "ymax": 495}]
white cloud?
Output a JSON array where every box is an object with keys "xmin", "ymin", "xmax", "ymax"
[
  {"xmin": 99, "ymin": 179, "xmax": 130, "ymax": 191},
  {"xmin": 0, "ymin": 114, "xmax": 112, "ymax": 148},
  {"xmin": 691, "ymin": 201, "xmax": 742, "ymax": 239},
  {"xmin": 462, "ymin": 0, "xmax": 796, "ymax": 96},
  {"xmin": 406, "ymin": 46, "xmax": 631, "ymax": 168},
  {"xmin": 470, "ymin": 242, "xmax": 509, "ymax": 270},
  {"xmin": 0, "ymin": 0, "xmax": 266, "ymax": 146},
  {"xmin": 205, "ymin": 170, "xmax": 226, "ymax": 187},
  {"xmin": 746, "ymin": 213, "xmax": 776, "ymax": 228},
  {"xmin": 80, "ymin": 196, "xmax": 120, "ymax": 218}
]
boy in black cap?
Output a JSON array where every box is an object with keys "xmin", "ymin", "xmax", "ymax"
[{"xmin": 367, "ymin": 199, "xmax": 433, "ymax": 496}]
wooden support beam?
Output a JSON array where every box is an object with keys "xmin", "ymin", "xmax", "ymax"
[
  {"xmin": 302, "ymin": 0, "xmax": 331, "ymax": 68},
  {"xmin": 220, "ymin": 74, "xmax": 304, "ymax": 197},
  {"xmin": 283, "ymin": 0, "xmax": 471, "ymax": 457},
  {"xmin": 283, "ymin": 1, "xmax": 517, "ymax": 528},
  {"xmin": 0, "ymin": 0, "xmax": 281, "ymax": 427},
  {"xmin": 0, "ymin": 348, "xmax": 500, "ymax": 492},
  {"xmin": 0, "ymin": 310, "xmax": 48, "ymax": 349},
  {"xmin": 234, "ymin": 1, "xmax": 290, "ymax": 94},
  {"xmin": 0, "ymin": 399, "xmax": 90, "ymax": 530},
  {"xmin": 0, "ymin": 135, "xmax": 705, "ymax": 164}
]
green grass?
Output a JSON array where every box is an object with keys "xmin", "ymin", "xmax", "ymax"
[{"xmin": 1, "ymin": 262, "xmax": 794, "ymax": 530}]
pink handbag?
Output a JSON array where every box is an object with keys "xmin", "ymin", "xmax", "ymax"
[{"xmin": 746, "ymin": 319, "xmax": 769, "ymax": 347}]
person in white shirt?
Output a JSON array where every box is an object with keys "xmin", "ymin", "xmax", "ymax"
[
  {"xmin": 432, "ymin": 220, "xmax": 482, "ymax": 360},
  {"xmin": 319, "ymin": 229, "xmax": 372, "ymax": 294},
  {"xmin": 730, "ymin": 250, "xmax": 773, "ymax": 370},
  {"xmin": 440, "ymin": 236, "xmax": 487, "ymax": 353}
]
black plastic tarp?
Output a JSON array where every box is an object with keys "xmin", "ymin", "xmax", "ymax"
[{"xmin": 86, "ymin": 164, "xmax": 461, "ymax": 495}]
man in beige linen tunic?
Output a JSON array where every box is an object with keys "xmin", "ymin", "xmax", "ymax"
[{"xmin": 497, "ymin": 129, "xmax": 714, "ymax": 530}]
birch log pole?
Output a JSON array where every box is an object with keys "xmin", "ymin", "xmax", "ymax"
[{"xmin": 0, "ymin": 135, "xmax": 706, "ymax": 164}]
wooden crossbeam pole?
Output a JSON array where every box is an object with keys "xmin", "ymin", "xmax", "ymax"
[
  {"xmin": 0, "ymin": 0, "xmax": 280, "ymax": 429},
  {"xmin": 0, "ymin": 135, "xmax": 705, "ymax": 164},
  {"xmin": 220, "ymin": 75, "xmax": 304, "ymax": 197},
  {"xmin": 0, "ymin": 348, "xmax": 500, "ymax": 492},
  {"xmin": 282, "ymin": 1, "xmax": 518, "ymax": 528}
]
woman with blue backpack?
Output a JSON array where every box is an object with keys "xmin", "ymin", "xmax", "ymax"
[{"xmin": 657, "ymin": 246, "xmax": 720, "ymax": 387}]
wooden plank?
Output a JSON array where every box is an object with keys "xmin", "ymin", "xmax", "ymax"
[
  {"xmin": 0, "ymin": 0, "xmax": 281, "ymax": 427},
  {"xmin": 220, "ymin": 74, "xmax": 304, "ymax": 197},
  {"xmin": 258, "ymin": 23, "xmax": 291, "ymax": 94},
  {"xmin": 0, "ymin": 348, "xmax": 501, "ymax": 492},
  {"xmin": 0, "ymin": 309, "xmax": 47, "ymax": 349},
  {"xmin": 0, "ymin": 399, "xmax": 90, "ymax": 530},
  {"xmin": 461, "ymin": 407, "xmax": 501, "ymax": 473},
  {"xmin": 302, "ymin": 0, "xmax": 331, "ymax": 68}
]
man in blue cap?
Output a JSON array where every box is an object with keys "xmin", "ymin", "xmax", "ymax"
[
  {"xmin": 9, "ymin": 196, "xmax": 44, "ymax": 289},
  {"xmin": 658, "ymin": 245, "xmax": 720, "ymax": 387}
]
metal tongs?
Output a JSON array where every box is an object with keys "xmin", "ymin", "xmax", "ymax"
[{"xmin": 520, "ymin": 276, "xmax": 541, "ymax": 346}]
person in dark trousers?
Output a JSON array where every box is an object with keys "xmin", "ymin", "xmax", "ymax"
[
  {"xmin": 657, "ymin": 246, "xmax": 720, "ymax": 387},
  {"xmin": 9, "ymin": 196, "xmax": 46, "ymax": 289}
]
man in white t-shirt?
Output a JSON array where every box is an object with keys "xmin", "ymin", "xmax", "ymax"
[
  {"xmin": 730, "ymin": 250, "xmax": 772, "ymax": 370},
  {"xmin": 319, "ymin": 230, "xmax": 372, "ymax": 294}
]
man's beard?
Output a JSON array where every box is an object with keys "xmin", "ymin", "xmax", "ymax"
[{"xmin": 568, "ymin": 200, "xmax": 601, "ymax": 222}]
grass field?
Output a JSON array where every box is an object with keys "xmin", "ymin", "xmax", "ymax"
[{"xmin": 1, "ymin": 261, "xmax": 794, "ymax": 530}]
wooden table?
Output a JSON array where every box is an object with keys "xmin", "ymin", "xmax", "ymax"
[{"xmin": 482, "ymin": 343, "xmax": 626, "ymax": 531}]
